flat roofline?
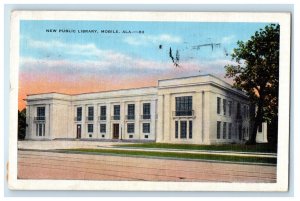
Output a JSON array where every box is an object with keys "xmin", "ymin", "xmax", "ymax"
[
  {"xmin": 27, "ymin": 92, "xmax": 69, "ymax": 96},
  {"xmin": 72, "ymin": 86, "xmax": 157, "ymax": 96},
  {"xmin": 26, "ymin": 86, "xmax": 158, "ymax": 97},
  {"xmin": 158, "ymin": 74, "xmax": 228, "ymax": 84}
]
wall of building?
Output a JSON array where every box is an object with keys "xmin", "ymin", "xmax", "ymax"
[
  {"xmin": 157, "ymin": 75, "xmax": 250, "ymax": 145},
  {"xmin": 25, "ymin": 93, "xmax": 71, "ymax": 140},
  {"xmin": 69, "ymin": 88, "xmax": 157, "ymax": 141},
  {"xmin": 51, "ymin": 100, "xmax": 72, "ymax": 139},
  {"xmin": 256, "ymin": 122, "xmax": 268, "ymax": 143},
  {"xmin": 208, "ymin": 86, "xmax": 251, "ymax": 144},
  {"xmin": 25, "ymin": 75, "xmax": 252, "ymax": 145},
  {"xmin": 25, "ymin": 102, "xmax": 52, "ymax": 140},
  {"xmin": 156, "ymin": 83, "xmax": 211, "ymax": 144}
]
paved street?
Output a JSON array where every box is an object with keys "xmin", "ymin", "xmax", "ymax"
[{"xmin": 18, "ymin": 150, "xmax": 276, "ymax": 182}]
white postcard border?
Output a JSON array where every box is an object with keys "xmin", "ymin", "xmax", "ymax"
[{"xmin": 9, "ymin": 11, "xmax": 291, "ymax": 191}]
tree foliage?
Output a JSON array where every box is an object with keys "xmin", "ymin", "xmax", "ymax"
[
  {"xmin": 18, "ymin": 109, "xmax": 26, "ymax": 140},
  {"xmin": 225, "ymin": 24, "xmax": 279, "ymax": 144}
]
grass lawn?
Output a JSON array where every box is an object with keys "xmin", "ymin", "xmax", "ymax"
[
  {"xmin": 116, "ymin": 143, "xmax": 277, "ymax": 153},
  {"xmin": 60, "ymin": 148, "xmax": 277, "ymax": 164}
]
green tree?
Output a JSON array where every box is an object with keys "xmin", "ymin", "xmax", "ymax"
[
  {"xmin": 18, "ymin": 109, "xmax": 27, "ymax": 140},
  {"xmin": 224, "ymin": 24, "xmax": 279, "ymax": 145}
]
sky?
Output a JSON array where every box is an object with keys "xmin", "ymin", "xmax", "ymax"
[{"xmin": 19, "ymin": 20, "xmax": 270, "ymax": 110}]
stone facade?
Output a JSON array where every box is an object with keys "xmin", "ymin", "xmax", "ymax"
[{"xmin": 25, "ymin": 74, "xmax": 253, "ymax": 144}]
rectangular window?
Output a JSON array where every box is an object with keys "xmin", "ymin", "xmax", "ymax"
[
  {"xmin": 100, "ymin": 124, "xmax": 106, "ymax": 133},
  {"xmin": 228, "ymin": 123, "xmax": 232, "ymax": 139},
  {"xmin": 88, "ymin": 106, "xmax": 94, "ymax": 121},
  {"xmin": 127, "ymin": 123, "xmax": 134, "ymax": 133},
  {"xmin": 127, "ymin": 104, "xmax": 135, "ymax": 120},
  {"xmin": 238, "ymin": 125, "xmax": 242, "ymax": 140},
  {"xmin": 247, "ymin": 106, "xmax": 250, "ymax": 118},
  {"xmin": 228, "ymin": 101, "xmax": 232, "ymax": 116},
  {"xmin": 113, "ymin": 105, "xmax": 120, "ymax": 120},
  {"xmin": 243, "ymin": 105, "xmax": 247, "ymax": 118},
  {"xmin": 87, "ymin": 124, "xmax": 93, "ymax": 133},
  {"xmin": 36, "ymin": 124, "xmax": 38, "ymax": 136},
  {"xmin": 175, "ymin": 121, "xmax": 178, "ymax": 138},
  {"xmin": 76, "ymin": 107, "xmax": 82, "ymax": 121},
  {"xmin": 223, "ymin": 99, "xmax": 227, "ymax": 115},
  {"xmin": 43, "ymin": 124, "xmax": 45, "ymax": 136},
  {"xmin": 100, "ymin": 106, "xmax": 106, "ymax": 120},
  {"xmin": 143, "ymin": 123, "xmax": 150, "ymax": 133},
  {"xmin": 248, "ymin": 106, "xmax": 250, "ymax": 118},
  {"xmin": 217, "ymin": 121, "xmax": 221, "ymax": 139},
  {"xmin": 217, "ymin": 97, "xmax": 221, "ymax": 114},
  {"xmin": 36, "ymin": 107, "xmax": 45, "ymax": 120},
  {"xmin": 175, "ymin": 96, "xmax": 193, "ymax": 116},
  {"xmin": 237, "ymin": 103, "xmax": 241, "ymax": 118},
  {"xmin": 258, "ymin": 124, "xmax": 263, "ymax": 132},
  {"xmin": 223, "ymin": 122, "xmax": 227, "ymax": 139},
  {"xmin": 143, "ymin": 103, "xmax": 151, "ymax": 119},
  {"xmin": 36, "ymin": 123, "xmax": 45, "ymax": 136},
  {"xmin": 189, "ymin": 121, "xmax": 193, "ymax": 139},
  {"xmin": 37, "ymin": 107, "xmax": 45, "ymax": 117},
  {"xmin": 180, "ymin": 121, "xmax": 187, "ymax": 139}
]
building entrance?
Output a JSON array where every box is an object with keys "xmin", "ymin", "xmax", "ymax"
[{"xmin": 113, "ymin": 124, "xmax": 119, "ymax": 139}]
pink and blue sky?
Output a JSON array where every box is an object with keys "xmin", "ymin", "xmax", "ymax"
[{"xmin": 19, "ymin": 20, "xmax": 269, "ymax": 110}]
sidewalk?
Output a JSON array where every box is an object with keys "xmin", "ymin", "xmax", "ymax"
[
  {"xmin": 17, "ymin": 140, "xmax": 131, "ymax": 150},
  {"xmin": 18, "ymin": 140, "xmax": 276, "ymax": 159}
]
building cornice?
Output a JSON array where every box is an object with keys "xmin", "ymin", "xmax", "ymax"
[{"xmin": 158, "ymin": 81, "xmax": 248, "ymax": 99}]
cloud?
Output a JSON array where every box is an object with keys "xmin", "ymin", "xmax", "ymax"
[
  {"xmin": 20, "ymin": 55, "xmax": 236, "ymax": 79},
  {"xmin": 21, "ymin": 37, "xmax": 179, "ymax": 76},
  {"xmin": 20, "ymin": 56, "xmax": 190, "ymax": 77},
  {"xmin": 20, "ymin": 38, "xmax": 236, "ymax": 83},
  {"xmin": 221, "ymin": 35, "xmax": 236, "ymax": 45},
  {"xmin": 123, "ymin": 34, "xmax": 182, "ymax": 46},
  {"xmin": 26, "ymin": 38, "xmax": 105, "ymax": 59}
]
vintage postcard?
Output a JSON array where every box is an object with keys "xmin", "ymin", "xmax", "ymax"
[{"xmin": 9, "ymin": 11, "xmax": 291, "ymax": 191}]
